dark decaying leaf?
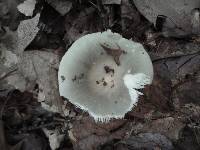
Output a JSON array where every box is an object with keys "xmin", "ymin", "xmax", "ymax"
[
  {"xmin": 7, "ymin": 132, "xmax": 49, "ymax": 150},
  {"xmin": 121, "ymin": 0, "xmax": 141, "ymax": 32},
  {"xmin": 142, "ymin": 117, "xmax": 185, "ymax": 141},
  {"xmin": 176, "ymin": 126, "xmax": 200, "ymax": 150},
  {"xmin": 0, "ymin": 90, "xmax": 39, "ymax": 125},
  {"xmin": 123, "ymin": 133, "xmax": 174, "ymax": 150},
  {"xmin": 152, "ymin": 52, "xmax": 200, "ymax": 109},
  {"xmin": 144, "ymin": 61, "xmax": 173, "ymax": 111},
  {"xmin": 46, "ymin": 0, "xmax": 72, "ymax": 16},
  {"xmin": 0, "ymin": 119, "xmax": 48, "ymax": 150},
  {"xmin": 29, "ymin": 3, "xmax": 66, "ymax": 50},
  {"xmin": 0, "ymin": 90, "xmax": 62, "ymax": 150},
  {"xmin": 0, "ymin": 121, "xmax": 10, "ymax": 150},
  {"xmin": 0, "ymin": 0, "xmax": 21, "ymax": 30},
  {"xmin": 64, "ymin": 6, "xmax": 103, "ymax": 45},
  {"xmin": 38, "ymin": 3, "xmax": 65, "ymax": 35}
]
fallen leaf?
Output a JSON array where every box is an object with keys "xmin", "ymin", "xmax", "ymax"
[
  {"xmin": 47, "ymin": 0, "xmax": 72, "ymax": 16},
  {"xmin": 123, "ymin": 133, "xmax": 174, "ymax": 150},
  {"xmin": 0, "ymin": 121, "xmax": 9, "ymax": 150},
  {"xmin": 142, "ymin": 117, "xmax": 185, "ymax": 141},
  {"xmin": 145, "ymin": 61, "xmax": 172, "ymax": 111},
  {"xmin": 71, "ymin": 117, "xmax": 130, "ymax": 150},
  {"xmin": 0, "ymin": 120, "xmax": 23, "ymax": 150},
  {"xmin": 121, "ymin": 0, "xmax": 141, "ymax": 32},
  {"xmin": 0, "ymin": 0, "xmax": 21, "ymax": 30},
  {"xmin": 18, "ymin": 50, "xmax": 63, "ymax": 113},
  {"xmin": 17, "ymin": 13, "xmax": 40, "ymax": 53},
  {"xmin": 64, "ymin": 7, "xmax": 102, "ymax": 45},
  {"xmin": 133, "ymin": 0, "xmax": 200, "ymax": 37},
  {"xmin": 0, "ymin": 43, "xmax": 27, "ymax": 93},
  {"xmin": 17, "ymin": 0, "xmax": 36, "ymax": 17}
]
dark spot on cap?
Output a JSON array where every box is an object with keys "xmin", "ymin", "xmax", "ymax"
[
  {"xmin": 80, "ymin": 73, "xmax": 84, "ymax": 77},
  {"xmin": 72, "ymin": 75, "xmax": 77, "ymax": 82},
  {"xmin": 123, "ymin": 51, "xmax": 127, "ymax": 54},
  {"xmin": 72, "ymin": 73, "xmax": 84, "ymax": 82},
  {"xmin": 103, "ymin": 82, "xmax": 107, "ymax": 86},
  {"xmin": 104, "ymin": 65, "xmax": 114, "ymax": 74},
  {"xmin": 61, "ymin": 75, "xmax": 65, "ymax": 82},
  {"xmin": 96, "ymin": 81, "xmax": 99, "ymax": 84}
]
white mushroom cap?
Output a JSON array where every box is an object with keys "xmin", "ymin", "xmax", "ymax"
[{"xmin": 58, "ymin": 30, "xmax": 153, "ymax": 122}]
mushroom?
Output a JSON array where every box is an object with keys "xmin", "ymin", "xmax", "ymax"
[{"xmin": 58, "ymin": 30, "xmax": 153, "ymax": 122}]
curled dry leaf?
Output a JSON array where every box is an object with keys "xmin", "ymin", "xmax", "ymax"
[{"xmin": 133, "ymin": 0, "xmax": 200, "ymax": 37}]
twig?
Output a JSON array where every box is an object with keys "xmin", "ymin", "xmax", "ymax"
[{"xmin": 152, "ymin": 51, "xmax": 200, "ymax": 63}]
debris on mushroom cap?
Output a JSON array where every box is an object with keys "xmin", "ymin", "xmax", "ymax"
[{"xmin": 58, "ymin": 30, "xmax": 153, "ymax": 122}]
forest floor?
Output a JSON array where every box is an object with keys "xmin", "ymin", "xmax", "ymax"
[{"xmin": 0, "ymin": 0, "xmax": 200, "ymax": 150}]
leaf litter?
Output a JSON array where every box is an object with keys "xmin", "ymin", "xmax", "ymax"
[{"xmin": 0, "ymin": 0, "xmax": 200, "ymax": 150}]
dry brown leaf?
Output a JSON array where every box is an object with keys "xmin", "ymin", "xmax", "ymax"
[
  {"xmin": 71, "ymin": 117, "xmax": 130, "ymax": 150},
  {"xmin": 18, "ymin": 50, "xmax": 63, "ymax": 113},
  {"xmin": 142, "ymin": 117, "xmax": 185, "ymax": 141},
  {"xmin": 123, "ymin": 133, "xmax": 174, "ymax": 150}
]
